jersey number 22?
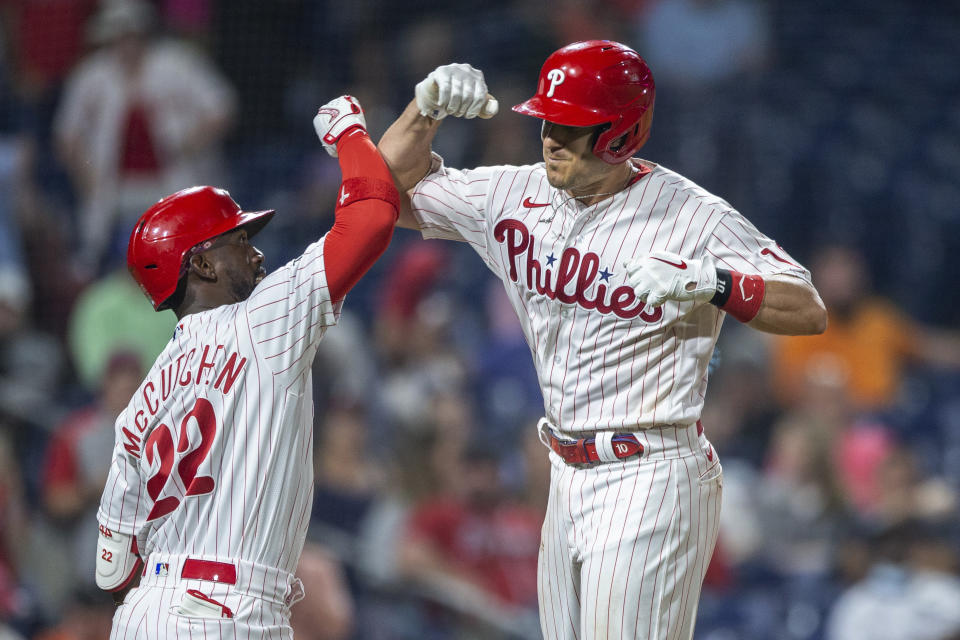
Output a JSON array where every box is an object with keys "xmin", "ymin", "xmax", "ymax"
[{"xmin": 144, "ymin": 398, "xmax": 218, "ymax": 521}]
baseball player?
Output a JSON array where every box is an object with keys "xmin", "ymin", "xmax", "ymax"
[
  {"xmin": 95, "ymin": 95, "xmax": 398, "ymax": 638},
  {"xmin": 378, "ymin": 41, "xmax": 827, "ymax": 639}
]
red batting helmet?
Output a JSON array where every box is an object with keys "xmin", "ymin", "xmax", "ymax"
[
  {"xmin": 127, "ymin": 186, "xmax": 275, "ymax": 310},
  {"xmin": 513, "ymin": 40, "xmax": 655, "ymax": 164}
]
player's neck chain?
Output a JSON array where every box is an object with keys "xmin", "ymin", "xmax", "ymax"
[{"xmin": 540, "ymin": 167, "xmax": 638, "ymax": 224}]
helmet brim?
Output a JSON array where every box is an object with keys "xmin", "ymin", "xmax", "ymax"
[
  {"xmin": 512, "ymin": 96, "xmax": 610, "ymax": 128},
  {"xmin": 235, "ymin": 209, "xmax": 275, "ymax": 238},
  {"xmin": 192, "ymin": 208, "xmax": 276, "ymax": 247}
]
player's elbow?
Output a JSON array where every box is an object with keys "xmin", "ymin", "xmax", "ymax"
[
  {"xmin": 369, "ymin": 204, "xmax": 397, "ymax": 254},
  {"xmin": 799, "ymin": 300, "xmax": 828, "ymax": 335},
  {"xmin": 812, "ymin": 305, "xmax": 828, "ymax": 334},
  {"xmin": 807, "ymin": 287, "xmax": 829, "ymax": 334},
  {"xmin": 790, "ymin": 282, "xmax": 828, "ymax": 335}
]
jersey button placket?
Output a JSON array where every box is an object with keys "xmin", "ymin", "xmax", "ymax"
[
  {"xmin": 545, "ymin": 208, "xmax": 584, "ymax": 406},
  {"xmin": 551, "ymin": 199, "xmax": 603, "ymax": 414},
  {"xmin": 539, "ymin": 209, "xmax": 570, "ymax": 362}
]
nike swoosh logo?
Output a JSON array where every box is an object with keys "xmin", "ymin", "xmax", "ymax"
[
  {"xmin": 761, "ymin": 247, "xmax": 799, "ymax": 267},
  {"xmin": 522, "ymin": 197, "xmax": 550, "ymax": 208},
  {"xmin": 650, "ymin": 256, "xmax": 687, "ymax": 269}
]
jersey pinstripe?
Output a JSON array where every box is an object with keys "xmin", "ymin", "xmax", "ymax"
[
  {"xmin": 411, "ymin": 153, "xmax": 804, "ymax": 639},
  {"xmin": 98, "ymin": 236, "xmax": 341, "ymax": 576},
  {"xmin": 411, "ymin": 156, "xmax": 811, "ymax": 433}
]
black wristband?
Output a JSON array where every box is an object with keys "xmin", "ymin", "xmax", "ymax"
[{"xmin": 710, "ymin": 268, "xmax": 733, "ymax": 306}]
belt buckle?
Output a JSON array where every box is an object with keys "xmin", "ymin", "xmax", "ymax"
[{"xmin": 549, "ymin": 429, "xmax": 593, "ymax": 465}]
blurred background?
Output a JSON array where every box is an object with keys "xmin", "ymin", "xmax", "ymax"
[{"xmin": 1, "ymin": 0, "xmax": 959, "ymax": 638}]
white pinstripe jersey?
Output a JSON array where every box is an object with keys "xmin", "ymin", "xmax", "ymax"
[
  {"xmin": 98, "ymin": 238, "xmax": 341, "ymax": 575},
  {"xmin": 412, "ymin": 157, "xmax": 811, "ymax": 433}
]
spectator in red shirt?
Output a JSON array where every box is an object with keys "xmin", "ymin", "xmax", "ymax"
[
  {"xmin": 0, "ymin": 0, "xmax": 97, "ymax": 97},
  {"xmin": 398, "ymin": 436, "xmax": 543, "ymax": 634},
  {"xmin": 53, "ymin": 0, "xmax": 236, "ymax": 274}
]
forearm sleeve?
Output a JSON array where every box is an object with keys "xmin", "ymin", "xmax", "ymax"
[
  {"xmin": 324, "ymin": 197, "xmax": 397, "ymax": 302},
  {"xmin": 323, "ymin": 132, "xmax": 399, "ymax": 302}
]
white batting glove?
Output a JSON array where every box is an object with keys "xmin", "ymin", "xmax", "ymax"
[
  {"xmin": 313, "ymin": 95, "xmax": 367, "ymax": 157},
  {"xmin": 624, "ymin": 251, "xmax": 718, "ymax": 309},
  {"xmin": 415, "ymin": 63, "xmax": 499, "ymax": 120}
]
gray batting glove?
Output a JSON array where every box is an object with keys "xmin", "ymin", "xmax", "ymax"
[
  {"xmin": 313, "ymin": 95, "xmax": 367, "ymax": 158},
  {"xmin": 624, "ymin": 251, "xmax": 718, "ymax": 309},
  {"xmin": 415, "ymin": 63, "xmax": 499, "ymax": 120}
]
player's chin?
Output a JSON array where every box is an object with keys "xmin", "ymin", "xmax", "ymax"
[
  {"xmin": 231, "ymin": 275, "xmax": 262, "ymax": 302},
  {"xmin": 545, "ymin": 165, "xmax": 569, "ymax": 189}
]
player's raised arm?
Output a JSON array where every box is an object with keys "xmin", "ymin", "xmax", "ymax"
[
  {"xmin": 312, "ymin": 96, "xmax": 398, "ymax": 303},
  {"xmin": 379, "ymin": 63, "xmax": 498, "ymax": 229},
  {"xmin": 242, "ymin": 96, "xmax": 399, "ymax": 376},
  {"xmin": 378, "ymin": 101, "xmax": 441, "ymax": 206}
]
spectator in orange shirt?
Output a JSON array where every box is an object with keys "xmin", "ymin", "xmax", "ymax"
[{"xmin": 771, "ymin": 245, "xmax": 960, "ymax": 411}]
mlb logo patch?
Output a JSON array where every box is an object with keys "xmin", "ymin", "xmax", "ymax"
[{"xmin": 154, "ymin": 562, "xmax": 169, "ymax": 577}]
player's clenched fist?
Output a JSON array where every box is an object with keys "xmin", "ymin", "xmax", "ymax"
[
  {"xmin": 415, "ymin": 63, "xmax": 499, "ymax": 120},
  {"xmin": 624, "ymin": 251, "xmax": 718, "ymax": 309},
  {"xmin": 313, "ymin": 95, "xmax": 367, "ymax": 157}
]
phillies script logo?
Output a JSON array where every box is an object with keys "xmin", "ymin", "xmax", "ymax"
[
  {"xmin": 545, "ymin": 68, "xmax": 566, "ymax": 97},
  {"xmin": 494, "ymin": 219, "xmax": 662, "ymax": 322}
]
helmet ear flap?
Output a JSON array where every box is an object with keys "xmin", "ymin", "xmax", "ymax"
[
  {"xmin": 593, "ymin": 114, "xmax": 633, "ymax": 161},
  {"xmin": 590, "ymin": 123, "xmax": 611, "ymax": 148},
  {"xmin": 593, "ymin": 103, "xmax": 653, "ymax": 163},
  {"xmin": 606, "ymin": 126, "xmax": 636, "ymax": 154},
  {"xmin": 611, "ymin": 123, "xmax": 640, "ymax": 152}
]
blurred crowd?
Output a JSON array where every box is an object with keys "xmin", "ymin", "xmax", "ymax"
[{"xmin": 1, "ymin": 0, "xmax": 959, "ymax": 638}]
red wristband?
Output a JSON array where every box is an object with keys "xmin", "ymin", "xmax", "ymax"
[
  {"xmin": 721, "ymin": 271, "xmax": 765, "ymax": 322},
  {"xmin": 336, "ymin": 177, "xmax": 400, "ymax": 218}
]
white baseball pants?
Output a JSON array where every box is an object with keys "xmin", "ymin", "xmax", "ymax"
[
  {"xmin": 537, "ymin": 423, "xmax": 723, "ymax": 640},
  {"xmin": 110, "ymin": 554, "xmax": 303, "ymax": 639}
]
